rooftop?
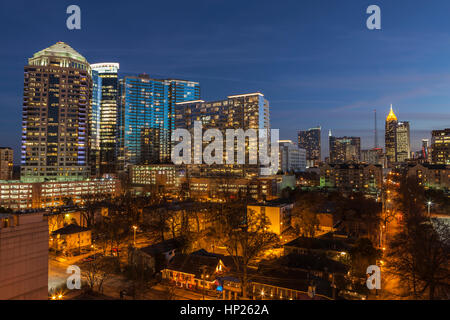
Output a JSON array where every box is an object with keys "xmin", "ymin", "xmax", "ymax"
[{"xmin": 31, "ymin": 42, "xmax": 88, "ymax": 63}]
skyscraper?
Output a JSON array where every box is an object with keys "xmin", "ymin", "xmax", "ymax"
[
  {"xmin": 384, "ymin": 105, "xmax": 411, "ymax": 165},
  {"xmin": 118, "ymin": 74, "xmax": 200, "ymax": 169},
  {"xmin": 174, "ymin": 92, "xmax": 270, "ymax": 177},
  {"xmin": 90, "ymin": 63, "xmax": 120, "ymax": 175},
  {"xmin": 385, "ymin": 105, "xmax": 397, "ymax": 166},
  {"xmin": 21, "ymin": 42, "xmax": 92, "ymax": 182},
  {"xmin": 329, "ymin": 134, "xmax": 361, "ymax": 163},
  {"xmin": 396, "ymin": 121, "xmax": 411, "ymax": 163},
  {"xmin": 431, "ymin": 128, "xmax": 450, "ymax": 164},
  {"xmin": 298, "ymin": 127, "xmax": 321, "ymax": 167},
  {"xmin": 89, "ymin": 69, "xmax": 102, "ymax": 176}
]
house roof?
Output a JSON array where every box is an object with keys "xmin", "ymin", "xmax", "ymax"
[
  {"xmin": 166, "ymin": 249, "xmax": 237, "ymax": 278},
  {"xmin": 52, "ymin": 224, "xmax": 90, "ymax": 235},
  {"xmin": 139, "ymin": 238, "xmax": 182, "ymax": 256},
  {"xmin": 271, "ymin": 253, "xmax": 349, "ymax": 274},
  {"xmin": 284, "ymin": 236, "xmax": 351, "ymax": 252}
]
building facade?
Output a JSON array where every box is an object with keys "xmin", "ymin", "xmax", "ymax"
[
  {"xmin": 396, "ymin": 121, "xmax": 411, "ymax": 163},
  {"xmin": 431, "ymin": 128, "xmax": 449, "ymax": 165},
  {"xmin": 329, "ymin": 135, "xmax": 361, "ymax": 164},
  {"xmin": 21, "ymin": 42, "xmax": 92, "ymax": 182},
  {"xmin": 278, "ymin": 140, "xmax": 306, "ymax": 173},
  {"xmin": 174, "ymin": 93, "xmax": 271, "ymax": 178},
  {"xmin": 0, "ymin": 212, "xmax": 48, "ymax": 300},
  {"xmin": 0, "ymin": 178, "xmax": 120, "ymax": 211},
  {"xmin": 90, "ymin": 63, "xmax": 120, "ymax": 175},
  {"xmin": 118, "ymin": 74, "xmax": 200, "ymax": 169},
  {"xmin": 406, "ymin": 163, "xmax": 449, "ymax": 190},
  {"xmin": 0, "ymin": 147, "xmax": 13, "ymax": 180},
  {"xmin": 384, "ymin": 106, "xmax": 411, "ymax": 166},
  {"xmin": 320, "ymin": 163, "xmax": 382, "ymax": 194},
  {"xmin": 298, "ymin": 127, "xmax": 321, "ymax": 168}
]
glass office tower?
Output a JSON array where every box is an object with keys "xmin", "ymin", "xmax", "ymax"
[
  {"xmin": 118, "ymin": 74, "xmax": 200, "ymax": 169},
  {"xmin": 89, "ymin": 69, "xmax": 102, "ymax": 176},
  {"xmin": 90, "ymin": 63, "xmax": 120, "ymax": 175}
]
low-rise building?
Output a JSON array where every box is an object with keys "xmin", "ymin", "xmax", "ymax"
[
  {"xmin": 0, "ymin": 178, "xmax": 120, "ymax": 211},
  {"xmin": 50, "ymin": 224, "xmax": 91, "ymax": 252},
  {"xmin": 128, "ymin": 238, "xmax": 182, "ymax": 275},
  {"xmin": 247, "ymin": 200, "xmax": 293, "ymax": 235},
  {"xmin": 406, "ymin": 163, "xmax": 449, "ymax": 191},
  {"xmin": 0, "ymin": 212, "xmax": 48, "ymax": 300},
  {"xmin": 319, "ymin": 163, "xmax": 382, "ymax": 194},
  {"xmin": 284, "ymin": 236, "xmax": 352, "ymax": 261}
]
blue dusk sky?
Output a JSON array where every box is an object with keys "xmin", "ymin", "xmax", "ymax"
[{"xmin": 0, "ymin": 0, "xmax": 449, "ymax": 162}]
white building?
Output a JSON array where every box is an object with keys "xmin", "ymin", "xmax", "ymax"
[{"xmin": 279, "ymin": 140, "xmax": 306, "ymax": 173}]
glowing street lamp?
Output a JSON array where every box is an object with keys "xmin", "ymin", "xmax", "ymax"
[
  {"xmin": 132, "ymin": 225, "xmax": 138, "ymax": 246},
  {"xmin": 427, "ymin": 201, "xmax": 432, "ymax": 216}
]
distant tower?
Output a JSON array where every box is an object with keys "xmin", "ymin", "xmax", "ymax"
[
  {"xmin": 374, "ymin": 109, "xmax": 378, "ymax": 148},
  {"xmin": 385, "ymin": 104, "xmax": 398, "ymax": 166}
]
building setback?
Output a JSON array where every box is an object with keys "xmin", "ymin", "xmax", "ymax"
[{"xmin": 21, "ymin": 42, "xmax": 92, "ymax": 182}]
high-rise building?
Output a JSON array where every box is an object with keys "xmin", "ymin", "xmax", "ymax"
[
  {"xmin": 329, "ymin": 134, "xmax": 361, "ymax": 164},
  {"xmin": 0, "ymin": 148, "xmax": 13, "ymax": 180},
  {"xmin": 278, "ymin": 140, "xmax": 306, "ymax": 173},
  {"xmin": 21, "ymin": 42, "xmax": 92, "ymax": 182},
  {"xmin": 431, "ymin": 128, "xmax": 450, "ymax": 165},
  {"xmin": 385, "ymin": 105, "xmax": 398, "ymax": 166},
  {"xmin": 384, "ymin": 105, "xmax": 411, "ymax": 165},
  {"xmin": 89, "ymin": 69, "xmax": 102, "ymax": 176},
  {"xmin": 90, "ymin": 63, "xmax": 120, "ymax": 175},
  {"xmin": 298, "ymin": 127, "xmax": 321, "ymax": 167},
  {"xmin": 174, "ymin": 93, "xmax": 270, "ymax": 177},
  {"xmin": 396, "ymin": 121, "xmax": 411, "ymax": 163},
  {"xmin": 118, "ymin": 74, "xmax": 200, "ymax": 169}
]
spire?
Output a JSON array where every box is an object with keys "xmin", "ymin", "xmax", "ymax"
[{"xmin": 386, "ymin": 104, "xmax": 397, "ymax": 122}]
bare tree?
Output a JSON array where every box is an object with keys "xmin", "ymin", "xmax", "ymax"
[{"xmin": 216, "ymin": 205, "xmax": 279, "ymax": 299}]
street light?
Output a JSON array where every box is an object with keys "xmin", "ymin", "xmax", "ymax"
[
  {"xmin": 132, "ymin": 225, "xmax": 137, "ymax": 246},
  {"xmin": 427, "ymin": 201, "xmax": 432, "ymax": 216}
]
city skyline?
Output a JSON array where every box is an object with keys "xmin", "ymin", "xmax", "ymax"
[{"xmin": 1, "ymin": 1, "xmax": 450, "ymax": 162}]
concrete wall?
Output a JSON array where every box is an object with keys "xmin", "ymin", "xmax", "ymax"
[{"xmin": 0, "ymin": 212, "xmax": 48, "ymax": 300}]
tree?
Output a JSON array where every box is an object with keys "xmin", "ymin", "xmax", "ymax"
[
  {"xmin": 82, "ymin": 256, "xmax": 117, "ymax": 294},
  {"xmin": 387, "ymin": 177, "xmax": 450, "ymax": 299},
  {"xmin": 350, "ymin": 238, "xmax": 382, "ymax": 278},
  {"xmin": 291, "ymin": 192, "xmax": 323, "ymax": 237},
  {"xmin": 216, "ymin": 205, "xmax": 279, "ymax": 298}
]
